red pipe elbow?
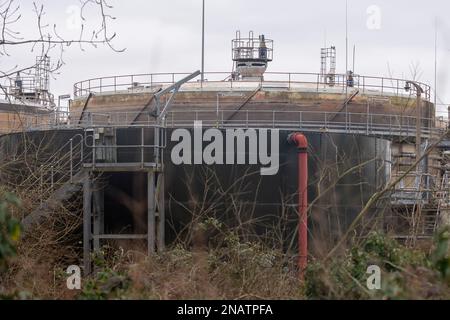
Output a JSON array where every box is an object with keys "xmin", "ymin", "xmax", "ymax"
[{"xmin": 288, "ymin": 132, "xmax": 308, "ymax": 151}]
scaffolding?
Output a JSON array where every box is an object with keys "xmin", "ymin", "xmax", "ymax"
[
  {"xmin": 387, "ymin": 138, "xmax": 450, "ymax": 242},
  {"xmin": 320, "ymin": 46, "xmax": 336, "ymax": 86},
  {"xmin": 231, "ymin": 30, "xmax": 273, "ymax": 81},
  {"xmin": 35, "ymin": 55, "xmax": 51, "ymax": 94},
  {"xmin": 8, "ymin": 55, "xmax": 54, "ymax": 107}
]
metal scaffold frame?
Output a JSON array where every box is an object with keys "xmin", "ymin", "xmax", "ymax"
[
  {"xmin": 4, "ymin": 55, "xmax": 55, "ymax": 107},
  {"xmin": 82, "ymin": 125, "xmax": 167, "ymax": 274},
  {"xmin": 80, "ymin": 71, "xmax": 200, "ymax": 273},
  {"xmin": 320, "ymin": 46, "xmax": 337, "ymax": 85}
]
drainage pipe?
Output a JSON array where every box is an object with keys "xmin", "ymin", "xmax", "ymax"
[{"xmin": 288, "ymin": 132, "xmax": 309, "ymax": 277}]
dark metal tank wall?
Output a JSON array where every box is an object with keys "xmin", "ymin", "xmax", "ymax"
[
  {"xmin": 0, "ymin": 129, "xmax": 82, "ymax": 184},
  {"xmin": 157, "ymin": 130, "xmax": 391, "ymax": 250},
  {"xmin": 0, "ymin": 129, "xmax": 391, "ymax": 252}
]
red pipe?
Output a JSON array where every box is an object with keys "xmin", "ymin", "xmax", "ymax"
[{"xmin": 288, "ymin": 133, "xmax": 308, "ymax": 278}]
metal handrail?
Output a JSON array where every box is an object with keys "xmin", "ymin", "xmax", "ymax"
[
  {"xmin": 19, "ymin": 134, "xmax": 86, "ymax": 198},
  {"xmin": 0, "ymin": 83, "xmax": 55, "ymax": 107},
  {"xmin": 18, "ymin": 125, "xmax": 167, "ymax": 204},
  {"xmin": 82, "ymin": 126, "xmax": 166, "ymax": 170},
  {"xmin": 73, "ymin": 71, "xmax": 432, "ymax": 101},
  {"xmin": 7, "ymin": 109, "xmax": 445, "ymax": 140}
]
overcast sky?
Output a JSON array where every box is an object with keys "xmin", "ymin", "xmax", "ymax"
[{"xmin": 5, "ymin": 0, "xmax": 450, "ymax": 116}]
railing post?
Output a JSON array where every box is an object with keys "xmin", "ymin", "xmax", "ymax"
[
  {"xmin": 349, "ymin": 113, "xmax": 352, "ymax": 132},
  {"xmin": 366, "ymin": 107, "xmax": 369, "ymax": 135},
  {"xmin": 389, "ymin": 115, "xmax": 392, "ymax": 135},
  {"xmin": 370, "ymin": 114, "xmax": 373, "ymax": 134},
  {"xmin": 299, "ymin": 111, "xmax": 302, "ymax": 129},
  {"xmin": 92, "ymin": 135, "xmax": 96, "ymax": 169},
  {"xmin": 246, "ymin": 110, "xmax": 249, "ymax": 129},
  {"xmin": 141, "ymin": 127, "xmax": 145, "ymax": 165}
]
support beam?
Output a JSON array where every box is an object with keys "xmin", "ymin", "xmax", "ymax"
[
  {"xmin": 405, "ymin": 81, "xmax": 424, "ymax": 163},
  {"xmin": 224, "ymin": 85, "xmax": 262, "ymax": 123},
  {"xmin": 83, "ymin": 174, "xmax": 93, "ymax": 275},
  {"xmin": 327, "ymin": 89, "xmax": 360, "ymax": 123},
  {"xmin": 152, "ymin": 70, "xmax": 201, "ymax": 121},
  {"xmin": 147, "ymin": 171, "xmax": 156, "ymax": 254},
  {"xmin": 157, "ymin": 172, "xmax": 165, "ymax": 252},
  {"xmin": 77, "ymin": 92, "xmax": 94, "ymax": 125},
  {"xmin": 92, "ymin": 177, "xmax": 104, "ymax": 252}
]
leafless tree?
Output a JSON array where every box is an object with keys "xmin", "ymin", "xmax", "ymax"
[
  {"xmin": 409, "ymin": 61, "xmax": 423, "ymax": 82},
  {"xmin": 0, "ymin": 0, "xmax": 124, "ymax": 101}
]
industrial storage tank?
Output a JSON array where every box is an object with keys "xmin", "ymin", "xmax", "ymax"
[
  {"xmin": 0, "ymin": 32, "xmax": 446, "ymax": 273},
  {"xmin": 0, "ymin": 127, "xmax": 391, "ymax": 253}
]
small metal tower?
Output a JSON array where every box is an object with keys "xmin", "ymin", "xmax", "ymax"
[
  {"xmin": 231, "ymin": 31, "xmax": 273, "ymax": 81},
  {"xmin": 35, "ymin": 55, "xmax": 51, "ymax": 98},
  {"xmin": 10, "ymin": 55, "xmax": 54, "ymax": 106},
  {"xmin": 320, "ymin": 46, "xmax": 336, "ymax": 86}
]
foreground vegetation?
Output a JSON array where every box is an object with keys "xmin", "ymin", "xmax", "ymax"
[{"xmin": 0, "ymin": 191, "xmax": 449, "ymax": 300}]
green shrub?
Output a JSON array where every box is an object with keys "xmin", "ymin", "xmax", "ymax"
[
  {"xmin": 304, "ymin": 232, "xmax": 444, "ymax": 300},
  {"xmin": 80, "ymin": 249, "xmax": 131, "ymax": 300},
  {"xmin": 431, "ymin": 227, "xmax": 450, "ymax": 283},
  {"xmin": 0, "ymin": 193, "xmax": 21, "ymax": 271}
]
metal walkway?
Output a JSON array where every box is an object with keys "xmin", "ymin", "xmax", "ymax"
[{"xmin": 11, "ymin": 109, "xmax": 447, "ymax": 141}]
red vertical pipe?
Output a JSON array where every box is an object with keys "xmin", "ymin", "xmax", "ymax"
[{"xmin": 288, "ymin": 133, "xmax": 308, "ymax": 277}]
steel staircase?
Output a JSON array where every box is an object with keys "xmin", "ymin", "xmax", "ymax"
[{"xmin": 20, "ymin": 134, "xmax": 87, "ymax": 229}]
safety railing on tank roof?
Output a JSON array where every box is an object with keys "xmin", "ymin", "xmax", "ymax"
[
  {"xmin": 5, "ymin": 109, "xmax": 447, "ymax": 140},
  {"xmin": 164, "ymin": 109, "xmax": 443, "ymax": 138},
  {"xmin": 0, "ymin": 85, "xmax": 55, "ymax": 107},
  {"xmin": 73, "ymin": 72, "xmax": 432, "ymax": 101}
]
